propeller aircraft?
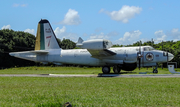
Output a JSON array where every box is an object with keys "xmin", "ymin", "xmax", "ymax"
[{"xmin": 9, "ymin": 19, "xmax": 174, "ymax": 73}]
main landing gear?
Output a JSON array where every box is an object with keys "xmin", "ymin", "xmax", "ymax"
[
  {"xmin": 113, "ymin": 65, "xmax": 121, "ymax": 73},
  {"xmin": 102, "ymin": 66, "xmax": 110, "ymax": 74},
  {"xmin": 102, "ymin": 65, "xmax": 121, "ymax": 74}
]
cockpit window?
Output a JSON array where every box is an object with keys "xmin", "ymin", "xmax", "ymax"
[
  {"xmin": 144, "ymin": 47, "xmax": 155, "ymax": 51},
  {"xmin": 149, "ymin": 47, "xmax": 155, "ymax": 51},
  {"xmin": 144, "ymin": 47, "xmax": 149, "ymax": 51}
]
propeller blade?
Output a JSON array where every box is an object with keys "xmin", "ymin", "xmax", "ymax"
[
  {"xmin": 139, "ymin": 57, "xmax": 141, "ymax": 70},
  {"xmin": 138, "ymin": 41, "xmax": 141, "ymax": 70},
  {"xmin": 167, "ymin": 52, "xmax": 168, "ymax": 62}
]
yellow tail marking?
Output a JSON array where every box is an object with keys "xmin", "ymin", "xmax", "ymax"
[{"xmin": 35, "ymin": 24, "xmax": 41, "ymax": 50}]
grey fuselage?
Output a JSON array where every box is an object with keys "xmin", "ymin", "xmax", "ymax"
[{"xmin": 10, "ymin": 46, "xmax": 173, "ymax": 69}]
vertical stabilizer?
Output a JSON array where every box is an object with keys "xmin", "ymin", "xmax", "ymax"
[
  {"xmin": 76, "ymin": 37, "xmax": 83, "ymax": 48},
  {"xmin": 35, "ymin": 19, "xmax": 60, "ymax": 50}
]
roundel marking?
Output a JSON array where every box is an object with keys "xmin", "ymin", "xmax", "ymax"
[{"xmin": 146, "ymin": 53, "xmax": 154, "ymax": 61}]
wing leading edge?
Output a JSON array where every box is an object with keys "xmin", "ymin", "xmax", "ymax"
[{"xmin": 88, "ymin": 49, "xmax": 116, "ymax": 57}]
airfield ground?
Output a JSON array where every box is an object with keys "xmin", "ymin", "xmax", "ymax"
[{"xmin": 0, "ymin": 66, "xmax": 180, "ymax": 106}]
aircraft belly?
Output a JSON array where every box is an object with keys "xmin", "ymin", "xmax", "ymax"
[{"xmin": 140, "ymin": 62, "xmax": 156, "ymax": 67}]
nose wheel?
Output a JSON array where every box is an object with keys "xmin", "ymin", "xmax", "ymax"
[
  {"xmin": 153, "ymin": 65, "xmax": 158, "ymax": 73},
  {"xmin": 102, "ymin": 66, "xmax": 110, "ymax": 74}
]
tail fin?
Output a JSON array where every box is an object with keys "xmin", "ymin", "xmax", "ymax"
[
  {"xmin": 76, "ymin": 37, "xmax": 83, "ymax": 48},
  {"xmin": 35, "ymin": 19, "xmax": 60, "ymax": 50}
]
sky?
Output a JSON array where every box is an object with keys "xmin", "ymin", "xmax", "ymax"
[{"xmin": 1, "ymin": 0, "xmax": 180, "ymax": 45}]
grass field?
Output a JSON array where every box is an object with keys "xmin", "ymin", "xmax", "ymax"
[
  {"xmin": 1, "ymin": 77, "xmax": 180, "ymax": 106},
  {"xmin": 1, "ymin": 66, "xmax": 180, "ymax": 106},
  {"xmin": 0, "ymin": 66, "xmax": 178, "ymax": 74}
]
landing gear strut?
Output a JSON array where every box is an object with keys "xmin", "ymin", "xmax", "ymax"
[
  {"xmin": 102, "ymin": 66, "xmax": 110, "ymax": 74},
  {"xmin": 113, "ymin": 65, "xmax": 121, "ymax": 73},
  {"xmin": 153, "ymin": 65, "xmax": 158, "ymax": 73}
]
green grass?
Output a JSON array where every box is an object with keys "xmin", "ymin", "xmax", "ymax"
[
  {"xmin": 1, "ymin": 66, "xmax": 180, "ymax": 106},
  {"xmin": 0, "ymin": 66, "xmax": 102, "ymax": 74},
  {"xmin": 0, "ymin": 66, "xmax": 179, "ymax": 74},
  {"xmin": 1, "ymin": 77, "xmax": 180, "ymax": 106}
]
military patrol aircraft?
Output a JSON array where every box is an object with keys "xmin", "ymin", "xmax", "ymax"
[{"xmin": 9, "ymin": 19, "xmax": 174, "ymax": 74}]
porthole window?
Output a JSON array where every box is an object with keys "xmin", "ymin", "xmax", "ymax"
[{"xmin": 146, "ymin": 53, "xmax": 154, "ymax": 61}]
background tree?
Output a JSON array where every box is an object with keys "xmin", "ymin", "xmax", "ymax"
[
  {"xmin": 59, "ymin": 38, "xmax": 76, "ymax": 49},
  {"xmin": 0, "ymin": 29, "xmax": 36, "ymax": 68}
]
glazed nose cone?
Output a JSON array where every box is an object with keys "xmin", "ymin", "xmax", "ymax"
[{"xmin": 168, "ymin": 53, "xmax": 174, "ymax": 61}]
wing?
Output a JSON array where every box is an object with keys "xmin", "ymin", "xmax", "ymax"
[{"xmin": 88, "ymin": 49, "xmax": 116, "ymax": 57}]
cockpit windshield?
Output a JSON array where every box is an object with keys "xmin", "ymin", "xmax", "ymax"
[
  {"xmin": 149, "ymin": 47, "xmax": 155, "ymax": 51},
  {"xmin": 144, "ymin": 46, "xmax": 155, "ymax": 51}
]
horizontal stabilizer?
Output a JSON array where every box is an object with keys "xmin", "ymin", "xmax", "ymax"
[
  {"xmin": 9, "ymin": 50, "xmax": 49, "ymax": 57},
  {"xmin": 31, "ymin": 50, "xmax": 49, "ymax": 54}
]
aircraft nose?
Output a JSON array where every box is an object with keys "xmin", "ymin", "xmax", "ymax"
[{"xmin": 168, "ymin": 52, "xmax": 174, "ymax": 61}]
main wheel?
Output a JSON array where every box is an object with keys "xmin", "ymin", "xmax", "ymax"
[
  {"xmin": 113, "ymin": 65, "xmax": 121, "ymax": 73},
  {"xmin": 102, "ymin": 66, "xmax": 110, "ymax": 74}
]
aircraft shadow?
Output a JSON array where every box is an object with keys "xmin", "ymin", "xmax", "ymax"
[{"xmin": 98, "ymin": 72, "xmax": 136, "ymax": 77}]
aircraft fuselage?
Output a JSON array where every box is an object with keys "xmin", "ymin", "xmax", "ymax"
[{"xmin": 11, "ymin": 46, "xmax": 172, "ymax": 68}]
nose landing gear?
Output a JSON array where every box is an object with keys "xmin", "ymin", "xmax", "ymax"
[{"xmin": 153, "ymin": 65, "xmax": 158, "ymax": 73}]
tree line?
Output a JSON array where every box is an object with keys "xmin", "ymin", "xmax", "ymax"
[
  {"xmin": 0, "ymin": 29, "xmax": 75, "ymax": 68},
  {"xmin": 0, "ymin": 29, "xmax": 180, "ymax": 68}
]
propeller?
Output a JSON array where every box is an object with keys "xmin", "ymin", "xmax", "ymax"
[
  {"xmin": 161, "ymin": 40, "xmax": 169, "ymax": 68},
  {"xmin": 138, "ymin": 41, "xmax": 142, "ymax": 70},
  {"xmin": 162, "ymin": 40, "xmax": 164, "ymax": 69}
]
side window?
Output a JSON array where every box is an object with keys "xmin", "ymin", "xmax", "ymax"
[
  {"xmin": 144, "ymin": 47, "xmax": 149, "ymax": 51},
  {"xmin": 144, "ymin": 48, "xmax": 146, "ymax": 51}
]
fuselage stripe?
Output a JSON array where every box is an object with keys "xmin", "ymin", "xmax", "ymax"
[{"xmin": 40, "ymin": 23, "xmax": 45, "ymax": 50}]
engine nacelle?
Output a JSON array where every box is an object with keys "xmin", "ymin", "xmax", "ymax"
[{"xmin": 77, "ymin": 39, "xmax": 112, "ymax": 50}]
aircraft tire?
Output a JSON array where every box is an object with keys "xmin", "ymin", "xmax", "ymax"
[
  {"xmin": 102, "ymin": 66, "xmax": 110, "ymax": 74},
  {"xmin": 113, "ymin": 65, "xmax": 121, "ymax": 73},
  {"xmin": 153, "ymin": 70, "xmax": 158, "ymax": 73}
]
